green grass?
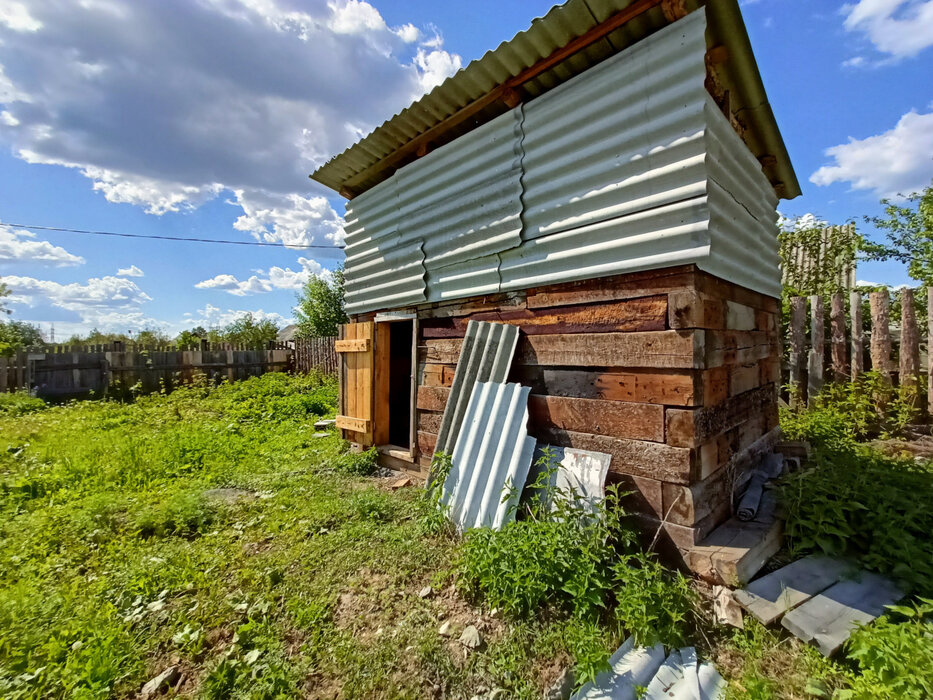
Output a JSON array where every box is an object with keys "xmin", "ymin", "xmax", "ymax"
[{"xmin": 0, "ymin": 374, "xmax": 634, "ymax": 699}]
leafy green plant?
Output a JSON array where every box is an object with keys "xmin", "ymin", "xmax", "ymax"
[
  {"xmin": 779, "ymin": 447, "xmax": 933, "ymax": 595},
  {"xmin": 418, "ymin": 452, "xmax": 453, "ymax": 536},
  {"xmin": 0, "ymin": 392, "xmax": 46, "ymax": 416},
  {"xmin": 839, "ymin": 599, "xmax": 933, "ymax": 699},
  {"xmin": 612, "ymin": 552, "xmax": 695, "ymax": 647},
  {"xmin": 332, "ymin": 445, "xmax": 377, "ymax": 476},
  {"xmin": 134, "ymin": 491, "xmax": 219, "ymax": 538}
]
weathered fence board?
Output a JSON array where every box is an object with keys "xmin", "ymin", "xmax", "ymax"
[
  {"xmin": 785, "ymin": 288, "xmax": 930, "ymax": 418},
  {"xmin": 2, "ymin": 338, "xmax": 337, "ymax": 397}
]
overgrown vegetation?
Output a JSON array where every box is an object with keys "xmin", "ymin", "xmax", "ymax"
[
  {"xmin": 455, "ymin": 449, "xmax": 696, "ymax": 685},
  {"xmin": 294, "ymin": 265, "xmax": 348, "ymax": 339}
]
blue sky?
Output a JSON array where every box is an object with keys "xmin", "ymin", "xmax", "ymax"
[{"xmin": 1, "ymin": 0, "xmax": 931, "ymax": 339}]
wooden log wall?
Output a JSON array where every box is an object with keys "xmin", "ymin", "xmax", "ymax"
[
  {"xmin": 292, "ymin": 337, "xmax": 339, "ymax": 374},
  {"xmin": 351, "ymin": 264, "xmax": 781, "ymax": 555},
  {"xmin": 786, "ymin": 288, "xmax": 931, "ymax": 413},
  {"xmin": 0, "ymin": 342, "xmax": 302, "ymax": 397}
]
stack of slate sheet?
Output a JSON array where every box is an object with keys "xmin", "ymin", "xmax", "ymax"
[
  {"xmin": 572, "ymin": 638, "xmax": 725, "ymax": 700},
  {"xmin": 733, "ymin": 555, "xmax": 905, "ymax": 655}
]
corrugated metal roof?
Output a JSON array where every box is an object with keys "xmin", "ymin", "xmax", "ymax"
[
  {"xmin": 440, "ymin": 381, "xmax": 536, "ymax": 530},
  {"xmin": 311, "ymin": 0, "xmax": 798, "ymax": 200},
  {"xmin": 434, "ymin": 320, "xmax": 519, "ymax": 455}
]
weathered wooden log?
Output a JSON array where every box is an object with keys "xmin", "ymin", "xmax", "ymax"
[
  {"xmin": 850, "ymin": 291, "xmax": 863, "ymax": 380},
  {"xmin": 808, "ymin": 295, "xmax": 824, "ymax": 402},
  {"xmin": 830, "ymin": 293, "xmax": 847, "ymax": 382},
  {"xmin": 899, "ymin": 288, "xmax": 919, "ymax": 388},
  {"xmin": 788, "ymin": 296, "xmax": 807, "ymax": 407},
  {"xmin": 869, "ymin": 290, "xmax": 892, "ymax": 382}
]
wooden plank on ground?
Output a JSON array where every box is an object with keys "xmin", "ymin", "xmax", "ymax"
[
  {"xmin": 528, "ymin": 395, "xmax": 665, "ymax": 442},
  {"xmin": 781, "ymin": 572, "xmax": 904, "ymax": 656},
  {"xmin": 733, "ymin": 556, "xmax": 857, "ymax": 626}
]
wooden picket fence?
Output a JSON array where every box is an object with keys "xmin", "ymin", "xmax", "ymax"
[
  {"xmin": 786, "ymin": 287, "xmax": 931, "ymax": 414},
  {"xmin": 0, "ymin": 337, "xmax": 337, "ymax": 398},
  {"xmin": 292, "ymin": 337, "xmax": 338, "ymax": 375}
]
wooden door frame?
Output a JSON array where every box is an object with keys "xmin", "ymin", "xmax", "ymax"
[{"xmin": 373, "ymin": 312, "xmax": 418, "ymax": 461}]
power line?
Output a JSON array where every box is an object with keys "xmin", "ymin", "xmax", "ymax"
[{"xmin": 2, "ymin": 221, "xmax": 345, "ymax": 250}]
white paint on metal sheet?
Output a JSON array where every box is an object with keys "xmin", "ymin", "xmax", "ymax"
[
  {"xmin": 572, "ymin": 637, "xmax": 666, "ymax": 700},
  {"xmin": 441, "ymin": 381, "xmax": 536, "ymax": 531},
  {"xmin": 434, "ymin": 321, "xmax": 519, "ymax": 456},
  {"xmin": 528, "ymin": 445, "xmax": 611, "ymax": 516},
  {"xmin": 644, "ymin": 650, "xmax": 685, "ymax": 699},
  {"xmin": 341, "ymin": 8, "xmax": 783, "ymax": 313},
  {"xmin": 698, "ymin": 662, "xmax": 726, "ymax": 700}
]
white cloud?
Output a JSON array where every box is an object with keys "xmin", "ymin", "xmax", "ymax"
[
  {"xmin": 842, "ymin": 55, "xmax": 867, "ymax": 67},
  {"xmin": 116, "ymin": 264, "xmax": 144, "ymax": 277},
  {"xmin": 778, "ymin": 212, "xmax": 829, "ymax": 231},
  {"xmin": 184, "ymin": 303, "xmax": 291, "ymax": 329},
  {"xmin": 842, "ymin": 0, "xmax": 933, "ymax": 58},
  {"xmin": 4, "ymin": 274, "xmax": 151, "ymax": 310},
  {"xmin": 195, "ymin": 257, "xmax": 326, "ymax": 295},
  {"xmin": 0, "ymin": 0, "xmax": 461, "ymax": 239},
  {"xmin": 0, "ymin": 223, "xmax": 85, "ymax": 266},
  {"xmin": 810, "ymin": 109, "xmax": 933, "ymax": 197}
]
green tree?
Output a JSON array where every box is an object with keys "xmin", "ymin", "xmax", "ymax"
[
  {"xmin": 862, "ymin": 180, "xmax": 933, "ymax": 286},
  {"xmin": 176, "ymin": 327, "xmax": 207, "ymax": 349},
  {"xmin": 295, "ymin": 267, "xmax": 347, "ymax": 338},
  {"xmin": 210, "ymin": 313, "xmax": 279, "ymax": 348},
  {"xmin": 0, "ymin": 320, "xmax": 44, "ymax": 356},
  {"xmin": 0, "ymin": 278, "xmax": 10, "ymax": 316}
]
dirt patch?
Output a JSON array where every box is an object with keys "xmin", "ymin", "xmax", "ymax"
[{"xmin": 870, "ymin": 434, "xmax": 933, "ymax": 460}]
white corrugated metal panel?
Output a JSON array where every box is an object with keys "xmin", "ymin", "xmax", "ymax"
[
  {"xmin": 343, "ymin": 238, "xmax": 426, "ymax": 314},
  {"xmin": 398, "ymin": 109, "xmax": 525, "ymax": 271},
  {"xmin": 572, "ymin": 637, "xmax": 666, "ymax": 700},
  {"xmin": 701, "ymin": 95, "xmax": 782, "ymax": 298},
  {"xmin": 441, "ymin": 381, "xmax": 536, "ymax": 531},
  {"xmin": 498, "ymin": 197, "xmax": 711, "ymax": 292},
  {"xmin": 425, "ymin": 255, "xmax": 501, "ymax": 303},
  {"xmin": 342, "ymin": 175, "xmax": 429, "ymax": 314},
  {"xmin": 521, "ymin": 11, "xmax": 708, "ymax": 240},
  {"xmin": 434, "ymin": 321, "xmax": 519, "ymax": 456}
]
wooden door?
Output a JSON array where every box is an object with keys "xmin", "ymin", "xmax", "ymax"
[{"xmin": 335, "ymin": 321, "xmax": 374, "ymax": 445}]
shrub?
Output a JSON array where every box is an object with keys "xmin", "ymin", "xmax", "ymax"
[
  {"xmin": 779, "ymin": 447, "xmax": 933, "ymax": 596},
  {"xmin": 333, "ymin": 445, "xmax": 377, "ymax": 476},
  {"xmin": 0, "ymin": 392, "xmax": 46, "ymax": 416},
  {"xmin": 840, "ymin": 599, "xmax": 933, "ymax": 699},
  {"xmin": 612, "ymin": 552, "xmax": 695, "ymax": 647},
  {"xmin": 134, "ymin": 491, "xmax": 218, "ymax": 538}
]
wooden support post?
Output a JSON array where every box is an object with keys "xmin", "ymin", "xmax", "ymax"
[
  {"xmin": 929, "ymin": 288, "xmax": 933, "ymax": 412},
  {"xmin": 899, "ymin": 288, "xmax": 919, "ymax": 389},
  {"xmin": 789, "ymin": 296, "xmax": 806, "ymax": 407},
  {"xmin": 869, "ymin": 290, "xmax": 892, "ymax": 383},
  {"xmin": 850, "ymin": 291, "xmax": 863, "ymax": 380},
  {"xmin": 808, "ymin": 295, "xmax": 824, "ymax": 402},
  {"xmin": 830, "ymin": 292, "xmax": 847, "ymax": 382}
]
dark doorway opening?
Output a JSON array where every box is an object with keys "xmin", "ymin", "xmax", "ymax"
[{"xmin": 388, "ymin": 320, "xmax": 413, "ymax": 448}]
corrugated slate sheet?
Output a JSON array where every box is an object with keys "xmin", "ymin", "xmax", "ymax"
[
  {"xmin": 441, "ymin": 381, "xmax": 536, "ymax": 531},
  {"xmin": 434, "ymin": 320, "xmax": 519, "ymax": 456}
]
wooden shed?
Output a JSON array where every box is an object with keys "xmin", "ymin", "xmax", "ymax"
[{"xmin": 312, "ymin": 0, "xmax": 799, "ymax": 565}]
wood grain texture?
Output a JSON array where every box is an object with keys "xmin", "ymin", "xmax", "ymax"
[
  {"xmin": 532, "ymin": 426, "xmax": 693, "ymax": 484},
  {"xmin": 703, "ymin": 331, "xmax": 778, "ymax": 368},
  {"xmin": 899, "ymin": 287, "xmax": 920, "ymax": 388},
  {"xmin": 830, "ymin": 293, "xmax": 848, "ymax": 382},
  {"xmin": 869, "ymin": 290, "xmax": 892, "ymax": 381},
  {"xmin": 516, "ymin": 331, "xmax": 702, "ymax": 369},
  {"xmin": 416, "ymin": 385, "xmax": 450, "ymax": 412},
  {"xmin": 417, "ymin": 411, "xmax": 442, "ymax": 434},
  {"xmin": 528, "ymin": 395, "xmax": 665, "ymax": 442},
  {"xmin": 668, "ymin": 290, "xmax": 725, "ymax": 330},
  {"xmin": 808, "ymin": 295, "xmax": 824, "ymax": 402},
  {"xmin": 665, "ymin": 384, "xmax": 775, "ymax": 448},
  {"xmin": 420, "ymin": 295, "xmax": 668, "ymax": 338},
  {"xmin": 511, "ymin": 366, "xmax": 701, "ymax": 406},
  {"xmin": 526, "ymin": 266, "xmax": 695, "ymax": 309},
  {"xmin": 850, "ymin": 291, "xmax": 864, "ymax": 379},
  {"xmin": 419, "ymin": 362, "xmax": 456, "ymax": 387}
]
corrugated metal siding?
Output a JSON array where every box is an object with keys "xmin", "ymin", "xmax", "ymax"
[
  {"xmin": 520, "ymin": 10, "xmax": 708, "ymax": 240},
  {"xmin": 434, "ymin": 321, "xmax": 519, "ymax": 456},
  {"xmin": 441, "ymin": 381, "xmax": 537, "ymax": 530},
  {"xmin": 702, "ymin": 95, "xmax": 782, "ymax": 298},
  {"xmin": 342, "ymin": 8, "xmax": 783, "ymax": 311}
]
